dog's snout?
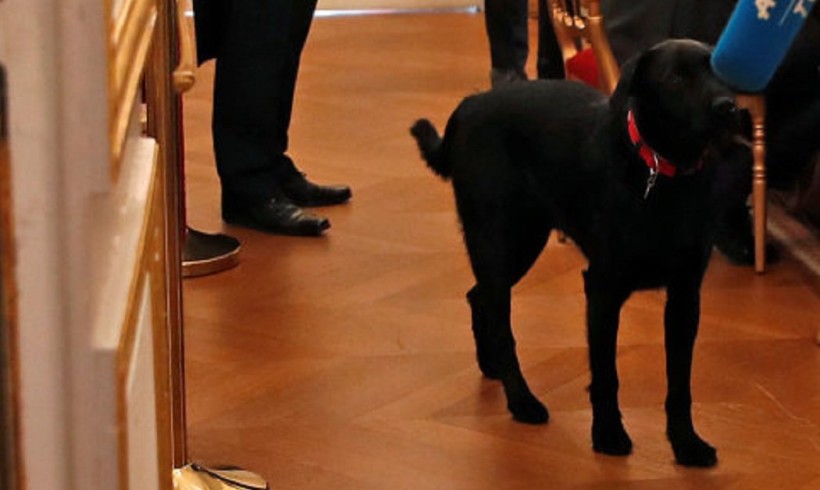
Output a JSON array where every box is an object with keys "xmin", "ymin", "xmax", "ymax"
[{"xmin": 711, "ymin": 96, "xmax": 737, "ymax": 117}]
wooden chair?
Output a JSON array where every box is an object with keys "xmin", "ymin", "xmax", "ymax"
[
  {"xmin": 547, "ymin": 0, "xmax": 619, "ymax": 95},
  {"xmin": 545, "ymin": 0, "xmax": 768, "ymax": 272}
]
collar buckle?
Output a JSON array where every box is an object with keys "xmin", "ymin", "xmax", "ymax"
[
  {"xmin": 644, "ymin": 153, "xmax": 659, "ymax": 199},
  {"xmin": 628, "ymin": 110, "xmax": 679, "ymax": 178}
]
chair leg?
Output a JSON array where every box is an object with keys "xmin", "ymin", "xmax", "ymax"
[
  {"xmin": 748, "ymin": 97, "xmax": 767, "ymax": 274},
  {"xmin": 737, "ymin": 94, "xmax": 767, "ymax": 274},
  {"xmin": 752, "ymin": 152, "xmax": 767, "ymax": 274}
]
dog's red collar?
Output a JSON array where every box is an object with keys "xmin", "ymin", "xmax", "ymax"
[{"xmin": 627, "ymin": 109, "xmax": 680, "ymax": 178}]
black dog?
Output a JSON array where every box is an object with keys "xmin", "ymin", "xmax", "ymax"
[{"xmin": 411, "ymin": 40, "xmax": 743, "ymax": 467}]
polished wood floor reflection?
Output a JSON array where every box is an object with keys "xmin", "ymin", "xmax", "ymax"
[{"xmin": 182, "ymin": 13, "xmax": 820, "ymax": 490}]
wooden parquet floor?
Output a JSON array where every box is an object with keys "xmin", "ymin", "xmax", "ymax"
[{"xmin": 181, "ymin": 13, "xmax": 820, "ymax": 490}]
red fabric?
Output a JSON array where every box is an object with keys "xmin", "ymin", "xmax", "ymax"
[
  {"xmin": 627, "ymin": 110, "xmax": 705, "ymax": 177},
  {"xmin": 565, "ymin": 48, "xmax": 600, "ymax": 89},
  {"xmin": 628, "ymin": 110, "xmax": 681, "ymax": 177}
]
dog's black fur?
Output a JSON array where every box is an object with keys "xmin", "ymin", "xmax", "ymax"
[{"xmin": 411, "ymin": 40, "xmax": 743, "ymax": 467}]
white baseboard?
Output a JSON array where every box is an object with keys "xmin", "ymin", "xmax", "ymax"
[
  {"xmin": 768, "ymin": 204, "xmax": 820, "ymax": 278},
  {"xmin": 317, "ymin": 0, "xmax": 481, "ymax": 10}
]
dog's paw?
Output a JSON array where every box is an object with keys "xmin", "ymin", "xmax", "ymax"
[
  {"xmin": 592, "ymin": 418, "xmax": 633, "ymax": 456},
  {"xmin": 668, "ymin": 430, "xmax": 717, "ymax": 467},
  {"xmin": 508, "ymin": 394, "xmax": 550, "ymax": 424}
]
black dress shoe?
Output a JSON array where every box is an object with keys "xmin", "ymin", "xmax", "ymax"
[
  {"xmin": 715, "ymin": 235, "xmax": 781, "ymax": 266},
  {"xmin": 222, "ymin": 197, "xmax": 330, "ymax": 236},
  {"xmin": 281, "ymin": 173, "xmax": 352, "ymax": 207},
  {"xmin": 490, "ymin": 68, "xmax": 528, "ymax": 88},
  {"xmin": 715, "ymin": 206, "xmax": 780, "ymax": 265}
]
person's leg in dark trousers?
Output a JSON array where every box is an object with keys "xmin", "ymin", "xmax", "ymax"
[
  {"xmin": 536, "ymin": 0, "xmax": 565, "ymax": 79},
  {"xmin": 213, "ymin": 0, "xmax": 310, "ymax": 202},
  {"xmin": 484, "ymin": 0, "xmax": 530, "ymax": 86},
  {"xmin": 212, "ymin": 0, "xmax": 350, "ymax": 236}
]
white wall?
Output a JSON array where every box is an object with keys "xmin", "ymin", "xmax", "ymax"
[
  {"xmin": 0, "ymin": 1, "xmax": 71, "ymax": 487},
  {"xmin": 0, "ymin": 0, "xmax": 125, "ymax": 488}
]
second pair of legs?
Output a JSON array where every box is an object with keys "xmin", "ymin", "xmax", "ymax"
[{"xmin": 221, "ymin": 155, "xmax": 351, "ymax": 237}]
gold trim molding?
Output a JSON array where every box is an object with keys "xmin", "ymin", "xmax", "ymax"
[
  {"xmin": 106, "ymin": 0, "xmax": 158, "ymax": 180},
  {"xmin": 114, "ymin": 140, "xmax": 176, "ymax": 490}
]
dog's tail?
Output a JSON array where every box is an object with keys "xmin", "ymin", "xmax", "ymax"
[{"xmin": 410, "ymin": 118, "xmax": 451, "ymax": 179}]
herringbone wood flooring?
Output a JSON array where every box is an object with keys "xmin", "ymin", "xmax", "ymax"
[{"xmin": 182, "ymin": 13, "xmax": 820, "ymax": 489}]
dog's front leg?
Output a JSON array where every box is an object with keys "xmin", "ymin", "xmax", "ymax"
[
  {"xmin": 664, "ymin": 283, "xmax": 717, "ymax": 467},
  {"xmin": 584, "ymin": 269, "xmax": 632, "ymax": 456}
]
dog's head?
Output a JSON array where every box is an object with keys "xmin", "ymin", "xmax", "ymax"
[{"xmin": 612, "ymin": 39, "xmax": 742, "ymax": 171}]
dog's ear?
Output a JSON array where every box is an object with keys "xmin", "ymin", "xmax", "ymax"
[
  {"xmin": 610, "ymin": 52, "xmax": 641, "ymax": 109},
  {"xmin": 610, "ymin": 48, "xmax": 657, "ymax": 110}
]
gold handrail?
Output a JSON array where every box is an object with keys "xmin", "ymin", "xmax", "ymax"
[{"xmin": 173, "ymin": 0, "xmax": 197, "ymax": 93}]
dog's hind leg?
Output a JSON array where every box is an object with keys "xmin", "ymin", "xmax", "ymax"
[
  {"xmin": 467, "ymin": 285, "xmax": 500, "ymax": 380},
  {"xmin": 468, "ymin": 282, "xmax": 549, "ymax": 424},
  {"xmin": 463, "ymin": 207, "xmax": 552, "ymax": 424},
  {"xmin": 664, "ymin": 281, "xmax": 717, "ymax": 467},
  {"xmin": 467, "ymin": 221, "xmax": 552, "ymax": 379},
  {"xmin": 584, "ymin": 267, "xmax": 633, "ymax": 456}
]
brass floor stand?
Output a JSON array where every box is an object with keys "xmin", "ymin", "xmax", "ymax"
[
  {"xmin": 173, "ymin": 463, "xmax": 269, "ymax": 490},
  {"xmin": 182, "ymin": 227, "xmax": 241, "ymax": 278}
]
